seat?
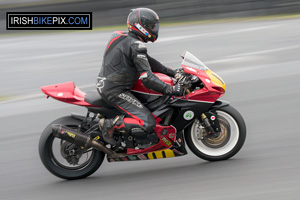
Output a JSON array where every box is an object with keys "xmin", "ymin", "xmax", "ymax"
[
  {"xmin": 85, "ymin": 90, "xmax": 168, "ymax": 111},
  {"xmin": 84, "ymin": 91, "xmax": 113, "ymax": 107}
]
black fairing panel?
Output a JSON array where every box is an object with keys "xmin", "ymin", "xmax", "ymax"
[
  {"xmin": 210, "ymin": 100, "xmax": 230, "ymax": 111},
  {"xmin": 146, "ymin": 95, "xmax": 170, "ymax": 112},
  {"xmin": 169, "ymin": 98, "xmax": 213, "ymax": 131}
]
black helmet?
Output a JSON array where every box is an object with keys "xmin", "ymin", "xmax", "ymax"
[{"xmin": 127, "ymin": 8, "xmax": 160, "ymax": 43}]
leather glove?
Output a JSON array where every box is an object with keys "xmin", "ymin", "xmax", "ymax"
[{"xmin": 172, "ymin": 82, "xmax": 184, "ymax": 96}]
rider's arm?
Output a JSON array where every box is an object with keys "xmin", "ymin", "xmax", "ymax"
[
  {"xmin": 147, "ymin": 55, "xmax": 176, "ymax": 77},
  {"xmin": 131, "ymin": 41, "xmax": 172, "ymax": 95}
]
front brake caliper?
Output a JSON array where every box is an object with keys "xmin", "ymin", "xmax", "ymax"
[{"xmin": 201, "ymin": 112, "xmax": 221, "ymax": 138}]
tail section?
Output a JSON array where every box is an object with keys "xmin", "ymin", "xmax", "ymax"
[{"xmin": 41, "ymin": 81, "xmax": 94, "ymax": 106}]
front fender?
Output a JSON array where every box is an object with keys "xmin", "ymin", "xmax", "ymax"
[{"xmin": 210, "ymin": 100, "xmax": 230, "ymax": 112}]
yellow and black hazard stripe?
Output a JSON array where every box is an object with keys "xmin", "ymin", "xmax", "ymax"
[{"xmin": 147, "ymin": 149, "xmax": 175, "ymax": 159}]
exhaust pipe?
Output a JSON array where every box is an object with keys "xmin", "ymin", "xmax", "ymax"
[{"xmin": 52, "ymin": 124, "xmax": 125, "ymax": 158}]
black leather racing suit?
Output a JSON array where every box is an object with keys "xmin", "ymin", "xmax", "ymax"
[{"xmin": 97, "ymin": 31, "xmax": 175, "ymax": 134}]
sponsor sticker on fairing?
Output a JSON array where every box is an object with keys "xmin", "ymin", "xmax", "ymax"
[
  {"xmin": 162, "ymin": 137, "xmax": 171, "ymax": 146},
  {"xmin": 211, "ymin": 115, "xmax": 216, "ymax": 121},
  {"xmin": 183, "ymin": 111, "xmax": 194, "ymax": 120}
]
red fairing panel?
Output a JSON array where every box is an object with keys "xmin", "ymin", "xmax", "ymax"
[
  {"xmin": 182, "ymin": 65, "xmax": 200, "ymax": 77},
  {"xmin": 179, "ymin": 65, "xmax": 225, "ymax": 102},
  {"xmin": 131, "ymin": 73, "xmax": 174, "ymax": 95},
  {"xmin": 40, "ymin": 81, "xmax": 95, "ymax": 106}
]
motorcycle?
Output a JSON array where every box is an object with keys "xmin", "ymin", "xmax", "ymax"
[{"xmin": 39, "ymin": 51, "xmax": 246, "ymax": 180}]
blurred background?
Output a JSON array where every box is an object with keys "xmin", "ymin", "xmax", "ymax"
[
  {"xmin": 1, "ymin": 0, "xmax": 300, "ymax": 27},
  {"xmin": 0, "ymin": 1, "xmax": 300, "ymax": 200}
]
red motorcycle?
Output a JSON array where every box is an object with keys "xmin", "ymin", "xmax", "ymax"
[{"xmin": 39, "ymin": 51, "xmax": 246, "ymax": 180}]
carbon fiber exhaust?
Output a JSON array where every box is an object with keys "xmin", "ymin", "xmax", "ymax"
[{"xmin": 52, "ymin": 124, "xmax": 124, "ymax": 158}]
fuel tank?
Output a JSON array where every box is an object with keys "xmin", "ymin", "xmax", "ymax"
[{"xmin": 131, "ymin": 73, "xmax": 174, "ymax": 104}]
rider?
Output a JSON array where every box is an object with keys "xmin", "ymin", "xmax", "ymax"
[{"xmin": 97, "ymin": 8, "xmax": 184, "ymax": 146}]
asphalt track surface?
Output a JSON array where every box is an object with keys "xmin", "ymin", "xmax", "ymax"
[{"xmin": 1, "ymin": 18, "xmax": 300, "ymax": 200}]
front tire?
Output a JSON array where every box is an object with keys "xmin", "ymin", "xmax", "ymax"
[
  {"xmin": 185, "ymin": 105, "xmax": 246, "ymax": 161},
  {"xmin": 39, "ymin": 116, "xmax": 105, "ymax": 180}
]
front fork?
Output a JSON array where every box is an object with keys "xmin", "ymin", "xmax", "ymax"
[{"xmin": 198, "ymin": 113, "xmax": 220, "ymax": 139}]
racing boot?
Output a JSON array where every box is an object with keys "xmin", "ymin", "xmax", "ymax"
[{"xmin": 99, "ymin": 116, "xmax": 126, "ymax": 146}]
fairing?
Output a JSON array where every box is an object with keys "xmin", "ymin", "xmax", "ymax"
[
  {"xmin": 41, "ymin": 81, "xmax": 96, "ymax": 107},
  {"xmin": 108, "ymin": 146, "xmax": 187, "ymax": 162},
  {"xmin": 181, "ymin": 51, "xmax": 226, "ymax": 93}
]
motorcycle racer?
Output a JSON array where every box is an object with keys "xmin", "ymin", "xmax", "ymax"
[{"xmin": 97, "ymin": 8, "xmax": 184, "ymax": 146}]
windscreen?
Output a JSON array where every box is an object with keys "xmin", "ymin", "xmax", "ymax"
[{"xmin": 181, "ymin": 51, "xmax": 209, "ymax": 70}]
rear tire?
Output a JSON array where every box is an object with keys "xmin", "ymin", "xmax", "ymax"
[
  {"xmin": 39, "ymin": 116, "xmax": 105, "ymax": 180},
  {"xmin": 185, "ymin": 105, "xmax": 246, "ymax": 161}
]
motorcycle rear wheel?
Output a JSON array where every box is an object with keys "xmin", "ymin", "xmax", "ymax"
[
  {"xmin": 39, "ymin": 116, "xmax": 105, "ymax": 180},
  {"xmin": 185, "ymin": 105, "xmax": 246, "ymax": 161}
]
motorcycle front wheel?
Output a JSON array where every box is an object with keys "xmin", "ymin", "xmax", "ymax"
[
  {"xmin": 185, "ymin": 105, "xmax": 246, "ymax": 161},
  {"xmin": 39, "ymin": 116, "xmax": 105, "ymax": 180}
]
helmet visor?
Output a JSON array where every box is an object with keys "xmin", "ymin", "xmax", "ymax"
[{"xmin": 145, "ymin": 22, "xmax": 159, "ymax": 38}]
